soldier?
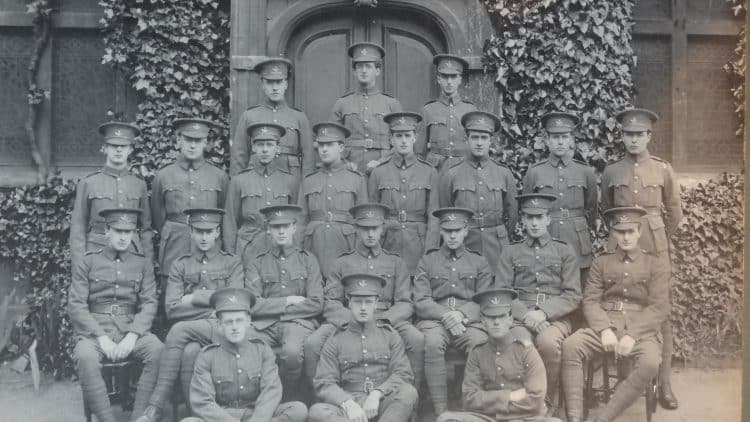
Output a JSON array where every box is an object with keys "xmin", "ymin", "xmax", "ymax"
[
  {"xmin": 369, "ymin": 111, "xmax": 440, "ymax": 273},
  {"xmin": 135, "ymin": 208, "xmax": 244, "ymax": 422},
  {"xmin": 298, "ymin": 121, "xmax": 368, "ymax": 276},
  {"xmin": 69, "ymin": 122, "xmax": 153, "ymax": 265},
  {"xmin": 437, "ymin": 288, "xmax": 561, "ymax": 422},
  {"xmin": 561, "ymin": 207, "xmax": 670, "ymax": 422},
  {"xmin": 330, "ymin": 42, "xmax": 403, "ymax": 174},
  {"xmin": 415, "ymin": 207, "xmax": 493, "ymax": 416},
  {"xmin": 303, "ymin": 203, "xmax": 424, "ymax": 388},
  {"xmin": 496, "ymin": 193, "xmax": 581, "ymax": 414},
  {"xmin": 439, "ymin": 111, "xmax": 518, "ymax": 266},
  {"xmin": 230, "ymin": 57, "xmax": 314, "ymax": 180},
  {"xmin": 522, "ymin": 112, "xmax": 597, "ymax": 283},
  {"xmin": 600, "ymin": 108, "xmax": 683, "ymax": 409},
  {"xmin": 244, "ymin": 204, "xmax": 324, "ymax": 386},
  {"xmin": 224, "ymin": 123, "xmax": 299, "ymax": 256},
  {"xmin": 416, "ymin": 54, "xmax": 477, "ymax": 171},
  {"xmin": 308, "ymin": 273, "xmax": 418, "ymax": 422},
  {"xmin": 183, "ymin": 287, "xmax": 308, "ymax": 422},
  {"xmin": 152, "ymin": 118, "xmax": 229, "ymax": 297},
  {"xmin": 67, "ymin": 208, "xmax": 163, "ymax": 422}
]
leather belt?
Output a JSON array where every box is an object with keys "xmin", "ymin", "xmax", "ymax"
[
  {"xmin": 388, "ymin": 210, "xmax": 427, "ymax": 223},
  {"xmin": 438, "ymin": 296, "xmax": 469, "ymax": 309},
  {"xmin": 309, "ymin": 210, "xmax": 351, "ymax": 224},
  {"xmin": 347, "ymin": 138, "xmax": 389, "ymax": 150},
  {"xmin": 277, "ymin": 145, "xmax": 300, "ymax": 156},
  {"xmin": 518, "ymin": 292, "xmax": 556, "ymax": 305},
  {"xmin": 90, "ymin": 303, "xmax": 137, "ymax": 315},
  {"xmin": 166, "ymin": 213, "xmax": 188, "ymax": 224},
  {"xmin": 550, "ymin": 208, "xmax": 585, "ymax": 218},
  {"xmin": 601, "ymin": 301, "xmax": 645, "ymax": 312},
  {"xmin": 470, "ymin": 214, "xmax": 503, "ymax": 229}
]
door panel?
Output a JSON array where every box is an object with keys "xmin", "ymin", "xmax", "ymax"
[{"xmin": 384, "ymin": 30, "xmax": 439, "ymax": 112}]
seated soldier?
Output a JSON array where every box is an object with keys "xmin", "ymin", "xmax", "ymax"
[
  {"xmin": 182, "ymin": 287, "xmax": 308, "ymax": 422},
  {"xmin": 437, "ymin": 288, "xmax": 561, "ymax": 422},
  {"xmin": 135, "ymin": 208, "xmax": 244, "ymax": 422},
  {"xmin": 309, "ymin": 273, "xmax": 417, "ymax": 422},
  {"xmin": 414, "ymin": 207, "xmax": 493, "ymax": 417},
  {"xmin": 497, "ymin": 193, "xmax": 581, "ymax": 414},
  {"xmin": 67, "ymin": 208, "xmax": 163, "ymax": 422},
  {"xmin": 244, "ymin": 205, "xmax": 324, "ymax": 387},
  {"xmin": 561, "ymin": 207, "xmax": 670, "ymax": 422}
]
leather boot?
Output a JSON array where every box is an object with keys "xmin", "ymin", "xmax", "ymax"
[{"xmin": 659, "ymin": 383, "xmax": 679, "ymax": 409}]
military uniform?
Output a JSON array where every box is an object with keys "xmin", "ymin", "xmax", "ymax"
[
  {"xmin": 330, "ymin": 42, "xmax": 403, "ymax": 172},
  {"xmin": 308, "ymin": 274, "xmax": 417, "ymax": 422},
  {"xmin": 67, "ymin": 209, "xmax": 163, "ymax": 422},
  {"xmin": 561, "ymin": 207, "xmax": 670, "ymax": 422},
  {"xmin": 439, "ymin": 112, "xmax": 518, "ymax": 265},
  {"xmin": 416, "ymin": 54, "xmax": 477, "ymax": 171},
  {"xmin": 437, "ymin": 289, "xmax": 557, "ymax": 422},
  {"xmin": 69, "ymin": 122, "xmax": 153, "ymax": 264},
  {"xmin": 415, "ymin": 208, "xmax": 493, "ymax": 415},
  {"xmin": 298, "ymin": 122, "xmax": 368, "ymax": 276},
  {"xmin": 230, "ymin": 58, "xmax": 314, "ymax": 179},
  {"xmin": 369, "ymin": 112, "xmax": 440, "ymax": 273},
  {"xmin": 183, "ymin": 288, "xmax": 308, "ymax": 422},
  {"xmin": 224, "ymin": 123, "xmax": 300, "ymax": 256},
  {"xmin": 151, "ymin": 119, "xmax": 228, "ymax": 287}
]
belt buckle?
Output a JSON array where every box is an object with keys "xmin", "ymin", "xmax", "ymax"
[
  {"xmin": 398, "ymin": 210, "xmax": 407, "ymax": 222},
  {"xmin": 536, "ymin": 293, "xmax": 547, "ymax": 305},
  {"xmin": 448, "ymin": 297, "xmax": 456, "ymax": 309},
  {"xmin": 110, "ymin": 304, "xmax": 120, "ymax": 315},
  {"xmin": 364, "ymin": 380, "xmax": 375, "ymax": 393},
  {"xmin": 326, "ymin": 211, "xmax": 333, "ymax": 222},
  {"xmin": 474, "ymin": 216, "xmax": 484, "ymax": 227},
  {"xmin": 560, "ymin": 208, "xmax": 570, "ymax": 218},
  {"xmin": 364, "ymin": 138, "xmax": 373, "ymax": 149},
  {"xmin": 613, "ymin": 301, "xmax": 623, "ymax": 311}
]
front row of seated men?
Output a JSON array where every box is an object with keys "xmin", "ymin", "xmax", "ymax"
[{"xmin": 68, "ymin": 200, "xmax": 668, "ymax": 422}]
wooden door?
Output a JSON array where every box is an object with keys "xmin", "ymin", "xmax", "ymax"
[{"xmin": 284, "ymin": 7, "xmax": 448, "ymax": 124}]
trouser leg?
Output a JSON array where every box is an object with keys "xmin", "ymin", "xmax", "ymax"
[
  {"xmin": 307, "ymin": 403, "xmax": 349, "ymax": 422},
  {"xmin": 270, "ymin": 401, "xmax": 308, "ymax": 422},
  {"xmin": 74, "ymin": 338, "xmax": 115, "ymax": 422},
  {"xmin": 436, "ymin": 410, "xmax": 496, "ymax": 422},
  {"xmin": 303, "ymin": 323, "xmax": 337, "ymax": 379},
  {"xmin": 395, "ymin": 321, "xmax": 425, "ymax": 389},
  {"xmin": 535, "ymin": 321, "xmax": 572, "ymax": 405},
  {"xmin": 179, "ymin": 342, "xmax": 203, "ymax": 406},
  {"xmin": 660, "ymin": 315, "xmax": 673, "ymax": 382},
  {"xmin": 561, "ymin": 328, "xmax": 603, "ymax": 421},
  {"xmin": 378, "ymin": 384, "xmax": 418, "ymax": 422},
  {"xmin": 280, "ymin": 321, "xmax": 315, "ymax": 383},
  {"xmin": 420, "ymin": 323, "xmax": 451, "ymax": 414},
  {"xmin": 130, "ymin": 333, "xmax": 165, "ymax": 417}
]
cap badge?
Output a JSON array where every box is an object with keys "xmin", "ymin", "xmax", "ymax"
[
  {"xmin": 228, "ymin": 295, "xmax": 238, "ymax": 303},
  {"xmin": 320, "ymin": 128, "xmax": 328, "ymax": 136},
  {"xmin": 271, "ymin": 65, "xmax": 280, "ymax": 73},
  {"xmin": 114, "ymin": 129, "xmax": 122, "ymax": 136},
  {"xmin": 358, "ymin": 280, "xmax": 367, "ymax": 287},
  {"xmin": 531, "ymin": 198, "xmax": 539, "ymax": 205},
  {"xmin": 489, "ymin": 296, "xmax": 500, "ymax": 305},
  {"xmin": 119, "ymin": 215, "xmax": 129, "ymax": 222},
  {"xmin": 192, "ymin": 123, "xmax": 201, "ymax": 130},
  {"xmin": 275, "ymin": 210, "xmax": 282, "ymax": 216},
  {"xmin": 618, "ymin": 214, "xmax": 631, "ymax": 222},
  {"xmin": 476, "ymin": 117, "xmax": 487, "ymax": 125},
  {"xmin": 200, "ymin": 215, "xmax": 208, "ymax": 221},
  {"xmin": 361, "ymin": 48, "xmax": 368, "ymax": 56},
  {"xmin": 629, "ymin": 117, "xmax": 639, "ymax": 124},
  {"xmin": 397, "ymin": 117, "xmax": 407, "ymax": 125},
  {"xmin": 365, "ymin": 211, "xmax": 375, "ymax": 218},
  {"xmin": 447, "ymin": 213, "xmax": 457, "ymax": 221},
  {"xmin": 553, "ymin": 118, "xmax": 563, "ymax": 126}
]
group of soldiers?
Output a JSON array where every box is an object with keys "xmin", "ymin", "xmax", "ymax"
[{"xmin": 67, "ymin": 40, "xmax": 683, "ymax": 422}]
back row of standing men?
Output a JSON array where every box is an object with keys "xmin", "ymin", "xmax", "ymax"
[{"xmin": 67, "ymin": 40, "xmax": 683, "ymax": 422}]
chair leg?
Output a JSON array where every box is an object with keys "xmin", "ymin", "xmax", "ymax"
[
  {"xmin": 583, "ymin": 358, "xmax": 595, "ymax": 419},
  {"xmin": 602, "ymin": 357, "xmax": 611, "ymax": 403}
]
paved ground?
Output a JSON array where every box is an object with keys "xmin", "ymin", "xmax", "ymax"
[{"xmin": 0, "ymin": 364, "xmax": 741, "ymax": 422}]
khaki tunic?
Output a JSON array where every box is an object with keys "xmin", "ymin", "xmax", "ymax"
[{"xmin": 416, "ymin": 93, "xmax": 477, "ymax": 169}]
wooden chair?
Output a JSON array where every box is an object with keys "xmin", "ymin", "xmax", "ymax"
[
  {"xmin": 83, "ymin": 360, "xmax": 137, "ymax": 422},
  {"xmin": 583, "ymin": 353, "xmax": 658, "ymax": 422}
]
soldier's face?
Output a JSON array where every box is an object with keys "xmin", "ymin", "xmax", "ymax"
[
  {"xmin": 261, "ymin": 78, "xmax": 288, "ymax": 102},
  {"xmin": 437, "ymin": 72, "xmax": 462, "ymax": 95},
  {"xmin": 179, "ymin": 135, "xmax": 208, "ymax": 161},
  {"xmin": 103, "ymin": 143, "xmax": 133, "ymax": 167},
  {"xmin": 191, "ymin": 226, "xmax": 220, "ymax": 252},
  {"xmin": 268, "ymin": 223, "xmax": 296, "ymax": 246},
  {"xmin": 348, "ymin": 295, "xmax": 378, "ymax": 323},
  {"xmin": 391, "ymin": 130, "xmax": 416, "ymax": 155},
  {"xmin": 317, "ymin": 141, "xmax": 344, "ymax": 164},
  {"xmin": 106, "ymin": 227, "xmax": 136, "ymax": 252},
  {"xmin": 545, "ymin": 132, "xmax": 575, "ymax": 158},
  {"xmin": 481, "ymin": 311, "xmax": 512, "ymax": 340},
  {"xmin": 612, "ymin": 226, "xmax": 641, "ymax": 251},
  {"xmin": 252, "ymin": 139, "xmax": 279, "ymax": 164},
  {"xmin": 354, "ymin": 62, "xmax": 380, "ymax": 86},
  {"xmin": 357, "ymin": 224, "xmax": 383, "ymax": 248},
  {"xmin": 466, "ymin": 131, "xmax": 492, "ymax": 158},
  {"xmin": 219, "ymin": 311, "xmax": 251, "ymax": 344},
  {"xmin": 622, "ymin": 130, "xmax": 651, "ymax": 155},
  {"xmin": 522, "ymin": 212, "xmax": 551, "ymax": 239},
  {"xmin": 441, "ymin": 227, "xmax": 468, "ymax": 250}
]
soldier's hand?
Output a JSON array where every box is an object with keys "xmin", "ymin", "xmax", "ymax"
[
  {"xmin": 448, "ymin": 323, "xmax": 467, "ymax": 337},
  {"xmin": 523, "ymin": 310, "xmax": 547, "ymax": 329},
  {"xmin": 600, "ymin": 328, "xmax": 618, "ymax": 353},
  {"xmin": 441, "ymin": 310, "xmax": 464, "ymax": 329},
  {"xmin": 97, "ymin": 336, "xmax": 118, "ymax": 361},
  {"xmin": 533, "ymin": 320, "xmax": 551, "ymax": 334},
  {"xmin": 363, "ymin": 390, "xmax": 382, "ymax": 419},
  {"xmin": 366, "ymin": 160, "xmax": 380, "ymax": 172},
  {"xmin": 509, "ymin": 388, "xmax": 528, "ymax": 402},
  {"xmin": 285, "ymin": 296, "xmax": 306, "ymax": 306},
  {"xmin": 341, "ymin": 399, "xmax": 367, "ymax": 422},
  {"xmin": 615, "ymin": 335, "xmax": 635, "ymax": 357},
  {"xmin": 113, "ymin": 332, "xmax": 138, "ymax": 361},
  {"xmin": 180, "ymin": 294, "xmax": 194, "ymax": 304}
]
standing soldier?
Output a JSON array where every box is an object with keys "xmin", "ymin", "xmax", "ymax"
[
  {"xmin": 69, "ymin": 122, "xmax": 153, "ymax": 265},
  {"xmin": 230, "ymin": 58, "xmax": 313, "ymax": 179},
  {"xmin": 369, "ymin": 111, "xmax": 440, "ymax": 274},
  {"xmin": 496, "ymin": 194, "xmax": 581, "ymax": 414},
  {"xmin": 151, "ymin": 118, "xmax": 229, "ymax": 298},
  {"xmin": 244, "ymin": 205, "xmax": 324, "ymax": 387},
  {"xmin": 67, "ymin": 208, "xmax": 163, "ymax": 422},
  {"xmin": 134, "ymin": 208, "xmax": 244, "ymax": 422},
  {"xmin": 600, "ymin": 108, "xmax": 683, "ymax": 409},
  {"xmin": 439, "ymin": 111, "xmax": 518, "ymax": 266},
  {"xmin": 522, "ymin": 112, "xmax": 597, "ymax": 283},
  {"xmin": 437, "ymin": 288, "xmax": 561, "ymax": 422},
  {"xmin": 304, "ymin": 203, "xmax": 424, "ymax": 389},
  {"xmin": 224, "ymin": 123, "xmax": 299, "ymax": 256},
  {"xmin": 330, "ymin": 42, "xmax": 403, "ymax": 174},
  {"xmin": 183, "ymin": 287, "xmax": 308, "ymax": 422},
  {"xmin": 416, "ymin": 54, "xmax": 477, "ymax": 171},
  {"xmin": 297, "ymin": 122, "xmax": 368, "ymax": 276},
  {"xmin": 415, "ymin": 207, "xmax": 493, "ymax": 417},
  {"xmin": 561, "ymin": 207, "xmax": 670, "ymax": 422},
  {"xmin": 308, "ymin": 273, "xmax": 418, "ymax": 422}
]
